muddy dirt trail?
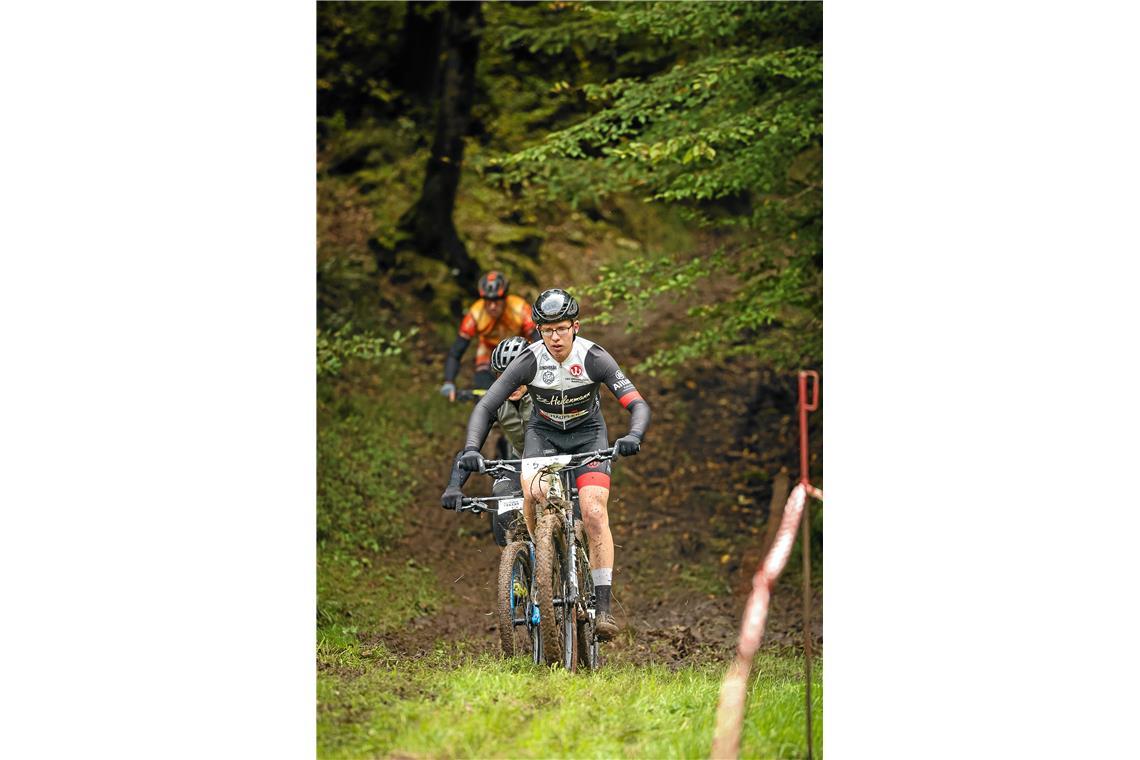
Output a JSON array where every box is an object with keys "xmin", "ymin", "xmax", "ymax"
[{"xmin": 378, "ymin": 320, "xmax": 822, "ymax": 667}]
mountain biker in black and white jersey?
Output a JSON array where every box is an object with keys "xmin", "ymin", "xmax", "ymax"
[{"xmin": 459, "ymin": 289, "xmax": 650, "ymax": 640}]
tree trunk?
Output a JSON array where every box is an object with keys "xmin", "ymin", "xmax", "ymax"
[
  {"xmin": 396, "ymin": 1, "xmax": 483, "ymax": 284},
  {"xmin": 393, "ymin": 3, "xmax": 444, "ymax": 105}
]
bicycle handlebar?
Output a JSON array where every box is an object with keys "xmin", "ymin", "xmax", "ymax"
[{"xmin": 478, "ymin": 446, "xmax": 617, "ymax": 475}]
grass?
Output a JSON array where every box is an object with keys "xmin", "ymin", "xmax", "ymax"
[{"xmin": 318, "ymin": 651, "xmax": 822, "ymax": 759}]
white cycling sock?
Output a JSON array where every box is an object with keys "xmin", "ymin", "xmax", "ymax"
[{"xmin": 591, "ymin": 568, "xmax": 612, "ymax": 587}]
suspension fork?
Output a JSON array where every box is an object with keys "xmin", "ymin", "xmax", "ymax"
[
  {"xmin": 566, "ymin": 519, "xmax": 579, "ymax": 603},
  {"xmin": 561, "ymin": 509, "xmax": 579, "ymax": 606},
  {"xmin": 563, "ymin": 470, "xmax": 581, "ymax": 604}
]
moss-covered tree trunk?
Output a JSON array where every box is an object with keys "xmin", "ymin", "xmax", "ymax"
[{"xmin": 396, "ymin": 1, "xmax": 482, "ymax": 284}]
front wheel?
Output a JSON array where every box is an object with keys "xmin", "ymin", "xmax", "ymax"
[
  {"xmin": 497, "ymin": 541, "xmax": 539, "ymax": 662},
  {"xmin": 534, "ymin": 512, "xmax": 577, "ymax": 669}
]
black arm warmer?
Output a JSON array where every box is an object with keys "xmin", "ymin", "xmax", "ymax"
[
  {"xmin": 444, "ymin": 336, "xmax": 471, "ymax": 382},
  {"xmin": 446, "ymin": 451, "xmax": 472, "ymax": 490},
  {"xmin": 626, "ymin": 398, "xmax": 651, "ymax": 441}
]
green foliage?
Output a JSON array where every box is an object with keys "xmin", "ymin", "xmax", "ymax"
[
  {"xmin": 485, "ymin": 1, "xmax": 822, "ymax": 372},
  {"xmin": 316, "ymin": 324, "xmax": 417, "ymax": 377},
  {"xmin": 316, "ymin": 402, "xmax": 408, "ymax": 554},
  {"xmin": 316, "ymin": 353, "xmax": 462, "ymax": 670},
  {"xmin": 318, "ymin": 652, "xmax": 822, "ymax": 758},
  {"xmin": 316, "ymin": 355, "xmax": 452, "ymax": 556},
  {"xmin": 317, "ymin": 2, "xmax": 407, "ymax": 125}
]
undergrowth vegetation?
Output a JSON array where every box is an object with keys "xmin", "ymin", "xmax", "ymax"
[{"xmin": 317, "ymin": 352, "xmax": 459, "ymax": 647}]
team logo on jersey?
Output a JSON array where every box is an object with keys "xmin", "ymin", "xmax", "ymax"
[
  {"xmin": 534, "ymin": 390, "xmax": 591, "ymax": 406},
  {"xmin": 569, "ymin": 364, "xmax": 584, "ymax": 378},
  {"xmin": 542, "ymin": 370, "xmax": 556, "ymax": 384},
  {"xmin": 615, "ymin": 370, "xmax": 625, "ymax": 380}
]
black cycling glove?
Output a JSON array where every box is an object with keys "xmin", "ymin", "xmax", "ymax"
[
  {"xmin": 441, "ymin": 486, "xmax": 463, "ymax": 510},
  {"xmin": 615, "ymin": 435, "xmax": 641, "ymax": 457},
  {"xmin": 459, "ymin": 448, "xmax": 484, "ymax": 473}
]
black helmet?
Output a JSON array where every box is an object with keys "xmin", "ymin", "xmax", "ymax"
[
  {"xmin": 491, "ymin": 336, "xmax": 529, "ymax": 373},
  {"xmin": 531, "ymin": 288, "xmax": 579, "ymax": 324},
  {"xmin": 478, "ymin": 271, "xmax": 509, "ymax": 300}
]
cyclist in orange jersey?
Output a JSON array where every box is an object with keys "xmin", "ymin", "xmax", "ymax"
[{"xmin": 440, "ymin": 271, "xmax": 538, "ymax": 402}]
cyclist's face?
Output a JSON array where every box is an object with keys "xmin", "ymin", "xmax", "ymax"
[
  {"xmin": 484, "ymin": 298, "xmax": 504, "ymax": 319},
  {"xmin": 540, "ymin": 320, "xmax": 577, "ymax": 361}
]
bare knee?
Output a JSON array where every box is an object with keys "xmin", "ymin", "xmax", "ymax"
[
  {"xmin": 582, "ymin": 508, "xmax": 606, "ymax": 535},
  {"xmin": 578, "ymin": 487, "xmax": 610, "ymax": 531}
]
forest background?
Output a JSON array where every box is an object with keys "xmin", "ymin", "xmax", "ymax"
[{"xmin": 317, "ymin": 2, "xmax": 822, "ymax": 757}]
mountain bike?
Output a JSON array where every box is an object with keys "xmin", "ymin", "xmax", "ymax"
[
  {"xmin": 477, "ymin": 448, "xmax": 616, "ymax": 671},
  {"xmin": 456, "ymin": 493, "xmax": 541, "ymax": 662}
]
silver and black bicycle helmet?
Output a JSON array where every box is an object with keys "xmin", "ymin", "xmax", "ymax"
[
  {"xmin": 531, "ymin": 288, "xmax": 579, "ymax": 324},
  {"xmin": 491, "ymin": 336, "xmax": 530, "ymax": 374}
]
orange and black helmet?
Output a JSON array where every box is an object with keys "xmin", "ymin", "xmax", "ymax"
[{"xmin": 478, "ymin": 271, "xmax": 509, "ymax": 300}]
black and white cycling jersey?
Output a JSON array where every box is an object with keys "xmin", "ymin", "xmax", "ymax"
[{"xmin": 464, "ymin": 336, "xmax": 650, "ymax": 451}]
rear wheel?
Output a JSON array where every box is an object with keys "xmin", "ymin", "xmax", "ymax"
[
  {"xmin": 558, "ymin": 530, "xmax": 579, "ymax": 672},
  {"xmin": 497, "ymin": 541, "xmax": 538, "ymax": 661},
  {"xmin": 576, "ymin": 545, "xmax": 600, "ymax": 670},
  {"xmin": 577, "ymin": 619, "xmax": 598, "ymax": 670}
]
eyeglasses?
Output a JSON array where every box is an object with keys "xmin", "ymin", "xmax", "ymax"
[{"xmin": 539, "ymin": 325, "xmax": 574, "ymax": 338}]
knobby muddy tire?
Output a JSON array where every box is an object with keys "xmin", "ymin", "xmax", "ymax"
[
  {"xmin": 577, "ymin": 618, "xmax": 598, "ymax": 671},
  {"xmin": 533, "ymin": 513, "xmax": 561, "ymax": 666},
  {"xmin": 534, "ymin": 512, "xmax": 577, "ymax": 669},
  {"xmin": 497, "ymin": 541, "xmax": 534, "ymax": 660},
  {"xmin": 575, "ymin": 545, "xmax": 599, "ymax": 671}
]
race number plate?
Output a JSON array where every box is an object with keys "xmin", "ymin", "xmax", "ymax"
[
  {"xmin": 497, "ymin": 497, "xmax": 523, "ymax": 515},
  {"xmin": 521, "ymin": 454, "xmax": 572, "ymax": 478}
]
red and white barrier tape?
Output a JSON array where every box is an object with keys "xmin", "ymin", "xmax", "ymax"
[{"xmin": 710, "ymin": 483, "xmax": 816, "ymax": 760}]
